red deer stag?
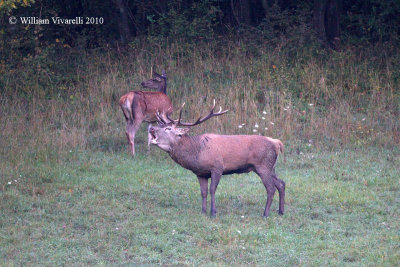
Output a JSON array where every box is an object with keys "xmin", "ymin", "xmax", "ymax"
[
  {"xmin": 119, "ymin": 71, "xmax": 173, "ymax": 156},
  {"xmin": 148, "ymin": 101, "xmax": 285, "ymax": 217}
]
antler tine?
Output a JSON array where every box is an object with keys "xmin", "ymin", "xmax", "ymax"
[
  {"xmin": 177, "ymin": 102, "xmax": 185, "ymax": 125},
  {"xmin": 165, "ymin": 103, "xmax": 185, "ymax": 125},
  {"xmin": 155, "ymin": 110, "xmax": 162, "ymax": 123},
  {"xmin": 164, "ymin": 106, "xmax": 175, "ymax": 124},
  {"xmin": 176, "ymin": 99, "xmax": 229, "ymax": 127},
  {"xmin": 155, "ymin": 110, "xmax": 168, "ymax": 125},
  {"xmin": 165, "ymin": 113, "xmax": 176, "ymax": 124}
]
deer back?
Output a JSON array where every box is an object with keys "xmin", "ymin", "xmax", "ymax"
[
  {"xmin": 119, "ymin": 91, "xmax": 173, "ymax": 123},
  {"xmin": 169, "ymin": 134, "xmax": 282, "ymax": 177}
]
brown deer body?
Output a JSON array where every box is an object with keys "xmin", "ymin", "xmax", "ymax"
[
  {"xmin": 119, "ymin": 71, "xmax": 173, "ymax": 156},
  {"xmin": 148, "ymin": 102, "xmax": 285, "ymax": 217}
]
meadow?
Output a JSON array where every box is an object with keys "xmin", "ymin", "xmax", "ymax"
[{"xmin": 0, "ymin": 39, "xmax": 399, "ymax": 265}]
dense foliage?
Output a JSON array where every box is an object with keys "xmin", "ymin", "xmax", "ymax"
[{"xmin": 1, "ymin": 0, "xmax": 399, "ymax": 58}]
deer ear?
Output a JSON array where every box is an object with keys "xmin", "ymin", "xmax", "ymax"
[
  {"xmin": 175, "ymin": 128, "xmax": 189, "ymax": 136},
  {"xmin": 162, "ymin": 70, "xmax": 167, "ymax": 78}
]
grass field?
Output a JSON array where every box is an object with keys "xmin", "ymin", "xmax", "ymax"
[
  {"xmin": 1, "ymin": 39, "xmax": 399, "ymax": 265},
  {"xmin": 1, "ymin": 140, "xmax": 399, "ymax": 266}
]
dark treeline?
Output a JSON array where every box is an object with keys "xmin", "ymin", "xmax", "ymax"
[{"xmin": 1, "ymin": 0, "xmax": 399, "ymax": 59}]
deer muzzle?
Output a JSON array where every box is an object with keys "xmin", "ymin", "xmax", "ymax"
[{"xmin": 148, "ymin": 126, "xmax": 158, "ymax": 145}]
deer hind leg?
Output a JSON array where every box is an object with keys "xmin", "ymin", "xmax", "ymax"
[
  {"xmin": 256, "ymin": 167, "xmax": 276, "ymax": 217},
  {"xmin": 198, "ymin": 177, "xmax": 208, "ymax": 214},
  {"xmin": 125, "ymin": 116, "xmax": 143, "ymax": 157},
  {"xmin": 272, "ymin": 169, "xmax": 285, "ymax": 215},
  {"xmin": 126, "ymin": 95, "xmax": 147, "ymax": 157},
  {"xmin": 147, "ymin": 124, "xmax": 152, "ymax": 154}
]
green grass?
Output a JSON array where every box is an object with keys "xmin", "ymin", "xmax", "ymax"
[
  {"xmin": 1, "ymin": 143, "xmax": 399, "ymax": 266},
  {"xmin": 0, "ymin": 38, "xmax": 399, "ymax": 266}
]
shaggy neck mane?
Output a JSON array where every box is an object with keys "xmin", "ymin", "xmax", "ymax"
[{"xmin": 169, "ymin": 134, "xmax": 202, "ymax": 162}]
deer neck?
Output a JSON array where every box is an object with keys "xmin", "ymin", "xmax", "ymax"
[
  {"xmin": 160, "ymin": 82, "xmax": 167, "ymax": 94},
  {"xmin": 168, "ymin": 135, "xmax": 202, "ymax": 168}
]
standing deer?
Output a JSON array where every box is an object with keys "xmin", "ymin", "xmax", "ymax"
[
  {"xmin": 148, "ymin": 101, "xmax": 285, "ymax": 217},
  {"xmin": 119, "ymin": 71, "xmax": 173, "ymax": 156}
]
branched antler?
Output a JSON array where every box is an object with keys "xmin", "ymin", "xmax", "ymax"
[{"xmin": 165, "ymin": 99, "xmax": 229, "ymax": 127}]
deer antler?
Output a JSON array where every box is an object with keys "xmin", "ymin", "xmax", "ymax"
[
  {"xmin": 167, "ymin": 99, "xmax": 229, "ymax": 127},
  {"xmin": 165, "ymin": 103, "xmax": 185, "ymax": 125},
  {"xmin": 155, "ymin": 110, "xmax": 169, "ymax": 125}
]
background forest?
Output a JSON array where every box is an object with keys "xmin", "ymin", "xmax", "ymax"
[
  {"xmin": 1, "ymin": 0, "xmax": 399, "ymax": 151},
  {"xmin": 0, "ymin": 0, "xmax": 399, "ymax": 266}
]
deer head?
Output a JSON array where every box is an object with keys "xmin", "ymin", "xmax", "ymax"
[
  {"xmin": 141, "ymin": 70, "xmax": 167, "ymax": 94},
  {"xmin": 148, "ymin": 100, "xmax": 229, "ymax": 152}
]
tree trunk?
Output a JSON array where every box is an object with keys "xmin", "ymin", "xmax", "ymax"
[
  {"xmin": 230, "ymin": 0, "xmax": 252, "ymax": 26},
  {"xmin": 325, "ymin": 0, "xmax": 341, "ymax": 49},
  {"xmin": 313, "ymin": 0, "xmax": 341, "ymax": 49},
  {"xmin": 313, "ymin": 0, "xmax": 328, "ymax": 43},
  {"xmin": 114, "ymin": 0, "xmax": 132, "ymax": 44}
]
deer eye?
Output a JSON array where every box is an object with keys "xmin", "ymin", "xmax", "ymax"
[{"xmin": 165, "ymin": 127, "xmax": 172, "ymax": 131}]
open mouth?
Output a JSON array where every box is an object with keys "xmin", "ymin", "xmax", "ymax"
[{"xmin": 148, "ymin": 128, "xmax": 157, "ymax": 142}]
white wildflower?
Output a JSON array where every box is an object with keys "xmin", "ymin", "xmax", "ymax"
[
  {"xmin": 237, "ymin": 230, "xmax": 241, "ymax": 234},
  {"xmin": 308, "ymin": 103, "xmax": 314, "ymax": 106},
  {"xmin": 262, "ymin": 111, "xmax": 267, "ymax": 115},
  {"xmin": 261, "ymin": 117, "xmax": 266, "ymax": 120},
  {"xmin": 265, "ymin": 127, "xmax": 268, "ymax": 130},
  {"xmin": 253, "ymin": 129, "xmax": 257, "ymax": 132},
  {"xmin": 362, "ymin": 118, "xmax": 366, "ymax": 121},
  {"xmin": 255, "ymin": 123, "xmax": 259, "ymax": 128},
  {"xmin": 270, "ymin": 122, "xmax": 274, "ymax": 125},
  {"xmin": 7, "ymin": 181, "xmax": 11, "ymax": 185},
  {"xmin": 238, "ymin": 125, "xmax": 243, "ymax": 128}
]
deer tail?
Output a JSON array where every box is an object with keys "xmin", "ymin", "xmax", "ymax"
[
  {"xmin": 265, "ymin": 137, "xmax": 284, "ymax": 155},
  {"xmin": 270, "ymin": 138, "xmax": 284, "ymax": 168},
  {"xmin": 276, "ymin": 139, "xmax": 284, "ymax": 154}
]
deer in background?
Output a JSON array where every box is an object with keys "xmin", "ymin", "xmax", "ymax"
[
  {"xmin": 119, "ymin": 70, "xmax": 173, "ymax": 156},
  {"xmin": 148, "ymin": 101, "xmax": 285, "ymax": 217}
]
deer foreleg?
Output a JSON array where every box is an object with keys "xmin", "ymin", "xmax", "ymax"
[
  {"xmin": 210, "ymin": 170, "xmax": 222, "ymax": 217},
  {"xmin": 198, "ymin": 177, "xmax": 208, "ymax": 214}
]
